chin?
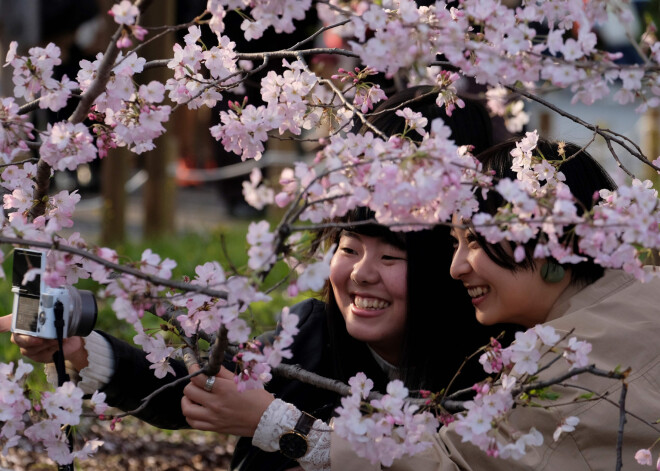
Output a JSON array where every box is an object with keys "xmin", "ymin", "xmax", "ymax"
[{"xmin": 475, "ymin": 311, "xmax": 497, "ymax": 326}]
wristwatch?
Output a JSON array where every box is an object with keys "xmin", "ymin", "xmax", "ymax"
[{"xmin": 278, "ymin": 411, "xmax": 315, "ymax": 460}]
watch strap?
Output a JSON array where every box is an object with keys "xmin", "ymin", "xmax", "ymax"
[{"xmin": 294, "ymin": 411, "xmax": 315, "ymax": 435}]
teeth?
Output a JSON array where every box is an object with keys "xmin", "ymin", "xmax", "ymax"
[
  {"xmin": 467, "ymin": 286, "xmax": 490, "ymax": 298},
  {"xmin": 354, "ymin": 296, "xmax": 390, "ymax": 310}
]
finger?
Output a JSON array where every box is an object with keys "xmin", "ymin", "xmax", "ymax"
[
  {"xmin": 217, "ymin": 366, "xmax": 235, "ymax": 380},
  {"xmin": 189, "ymin": 369, "xmax": 209, "ymax": 389},
  {"xmin": 12, "ymin": 334, "xmax": 58, "ymax": 362},
  {"xmin": 0, "ymin": 314, "xmax": 12, "ymax": 333},
  {"xmin": 11, "ymin": 333, "xmax": 49, "ymax": 349},
  {"xmin": 183, "ymin": 378, "xmax": 208, "ymax": 404},
  {"xmin": 182, "ymin": 347, "xmax": 198, "ymax": 372},
  {"xmin": 181, "ymin": 396, "xmax": 216, "ymax": 431}
]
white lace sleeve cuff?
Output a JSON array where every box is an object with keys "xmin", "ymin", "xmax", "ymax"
[
  {"xmin": 44, "ymin": 332, "xmax": 115, "ymax": 395},
  {"xmin": 252, "ymin": 398, "xmax": 332, "ymax": 471}
]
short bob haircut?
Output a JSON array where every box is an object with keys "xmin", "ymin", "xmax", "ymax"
[{"xmin": 474, "ymin": 137, "xmax": 618, "ymax": 286}]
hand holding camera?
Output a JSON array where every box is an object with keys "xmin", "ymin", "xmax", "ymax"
[
  {"xmin": 11, "ymin": 249, "xmax": 97, "ymax": 340},
  {"xmin": 4, "ymin": 249, "xmax": 98, "ymax": 371}
]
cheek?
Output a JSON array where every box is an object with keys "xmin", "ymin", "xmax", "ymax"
[
  {"xmin": 329, "ymin": 258, "xmax": 349, "ymax": 300},
  {"xmin": 328, "ymin": 253, "xmax": 342, "ymax": 280},
  {"xmin": 385, "ymin": 266, "xmax": 408, "ymax": 301}
]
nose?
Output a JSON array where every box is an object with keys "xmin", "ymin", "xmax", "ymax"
[
  {"xmin": 351, "ymin": 253, "xmax": 380, "ymax": 284},
  {"xmin": 449, "ymin": 245, "xmax": 470, "ymax": 280}
]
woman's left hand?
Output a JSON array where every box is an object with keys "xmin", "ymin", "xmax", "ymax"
[{"xmin": 181, "ymin": 363, "xmax": 275, "ymax": 437}]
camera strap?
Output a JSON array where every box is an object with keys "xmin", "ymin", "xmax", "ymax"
[{"xmin": 52, "ymin": 301, "xmax": 74, "ymax": 471}]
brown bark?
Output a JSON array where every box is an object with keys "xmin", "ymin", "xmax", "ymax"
[{"xmin": 141, "ymin": 0, "xmax": 177, "ymax": 239}]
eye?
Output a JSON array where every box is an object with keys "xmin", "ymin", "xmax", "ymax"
[
  {"xmin": 466, "ymin": 231, "xmax": 481, "ymax": 249},
  {"xmin": 382, "ymin": 254, "xmax": 407, "ymax": 261},
  {"xmin": 339, "ymin": 246, "xmax": 357, "ymax": 255}
]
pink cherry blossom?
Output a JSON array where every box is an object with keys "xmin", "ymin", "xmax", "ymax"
[{"xmin": 109, "ymin": 0, "xmax": 140, "ymax": 25}]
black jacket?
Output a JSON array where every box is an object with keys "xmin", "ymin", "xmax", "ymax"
[{"xmin": 99, "ymin": 298, "xmax": 364, "ymax": 470}]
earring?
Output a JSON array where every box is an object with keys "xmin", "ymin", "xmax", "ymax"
[{"xmin": 540, "ymin": 260, "xmax": 565, "ymax": 283}]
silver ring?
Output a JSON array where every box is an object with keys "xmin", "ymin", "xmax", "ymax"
[{"xmin": 203, "ymin": 376, "xmax": 216, "ymax": 392}]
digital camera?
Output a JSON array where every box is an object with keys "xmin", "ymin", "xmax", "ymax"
[{"xmin": 11, "ymin": 248, "xmax": 97, "ymax": 339}]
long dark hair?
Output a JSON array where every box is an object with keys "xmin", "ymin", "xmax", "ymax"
[
  {"xmin": 474, "ymin": 137, "xmax": 618, "ymax": 285},
  {"xmin": 322, "ymin": 87, "xmax": 512, "ymax": 396},
  {"xmin": 355, "ymin": 85, "xmax": 495, "ymax": 155}
]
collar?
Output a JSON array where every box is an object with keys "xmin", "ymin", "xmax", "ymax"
[
  {"xmin": 367, "ymin": 345, "xmax": 401, "ymax": 381},
  {"xmin": 545, "ymin": 269, "xmax": 636, "ymax": 322}
]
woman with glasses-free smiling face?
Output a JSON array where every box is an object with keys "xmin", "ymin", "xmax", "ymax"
[
  {"xmin": 449, "ymin": 219, "xmax": 571, "ymax": 328},
  {"xmin": 329, "ymin": 231, "xmax": 408, "ymax": 365}
]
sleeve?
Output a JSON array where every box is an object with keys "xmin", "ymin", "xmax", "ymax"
[
  {"xmin": 78, "ymin": 331, "xmax": 115, "ymax": 394},
  {"xmin": 253, "ymin": 398, "xmax": 331, "ymax": 471},
  {"xmin": 44, "ymin": 331, "xmax": 114, "ymax": 394},
  {"xmin": 96, "ymin": 331, "xmax": 191, "ymax": 430}
]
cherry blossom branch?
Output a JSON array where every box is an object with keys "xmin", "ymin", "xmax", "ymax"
[
  {"xmin": 517, "ymin": 365, "xmax": 627, "ymax": 395},
  {"xmin": 204, "ymin": 326, "xmax": 228, "ymax": 377},
  {"xmin": 562, "ymin": 383, "xmax": 660, "ymax": 434},
  {"xmin": 30, "ymin": 1, "xmax": 153, "ymax": 220},
  {"xmin": 286, "ymin": 19, "xmax": 351, "ymax": 51},
  {"xmin": 112, "ymin": 368, "xmax": 206, "ymax": 419},
  {"xmin": 0, "ymin": 235, "xmax": 229, "ymax": 300},
  {"xmin": 506, "ymin": 84, "xmax": 660, "ymax": 175}
]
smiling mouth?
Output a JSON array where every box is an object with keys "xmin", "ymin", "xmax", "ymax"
[
  {"xmin": 353, "ymin": 295, "xmax": 390, "ymax": 310},
  {"xmin": 466, "ymin": 286, "xmax": 490, "ymax": 298}
]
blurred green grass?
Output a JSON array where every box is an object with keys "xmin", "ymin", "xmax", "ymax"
[{"xmin": 0, "ymin": 221, "xmax": 305, "ymax": 366}]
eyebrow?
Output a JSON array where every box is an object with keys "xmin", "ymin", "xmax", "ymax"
[{"xmin": 339, "ymin": 231, "xmax": 361, "ymax": 241}]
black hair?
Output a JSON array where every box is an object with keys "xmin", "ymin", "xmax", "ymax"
[
  {"xmin": 322, "ymin": 87, "xmax": 511, "ymax": 396},
  {"xmin": 474, "ymin": 137, "xmax": 618, "ymax": 286},
  {"xmin": 355, "ymin": 85, "xmax": 495, "ymax": 155}
]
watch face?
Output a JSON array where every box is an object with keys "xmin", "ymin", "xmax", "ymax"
[{"xmin": 279, "ymin": 432, "xmax": 308, "ymax": 459}]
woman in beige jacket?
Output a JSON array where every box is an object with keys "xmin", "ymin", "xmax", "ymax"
[{"xmin": 331, "ymin": 138, "xmax": 660, "ymax": 470}]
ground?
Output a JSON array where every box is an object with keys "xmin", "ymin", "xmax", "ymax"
[{"xmin": 1, "ymin": 416, "xmax": 238, "ymax": 471}]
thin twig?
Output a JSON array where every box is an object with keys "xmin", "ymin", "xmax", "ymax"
[{"xmin": 616, "ymin": 382, "xmax": 628, "ymax": 471}]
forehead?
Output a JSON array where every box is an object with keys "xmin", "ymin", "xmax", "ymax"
[{"xmin": 339, "ymin": 230, "xmax": 406, "ymax": 249}]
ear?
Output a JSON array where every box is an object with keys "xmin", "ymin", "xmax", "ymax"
[{"xmin": 540, "ymin": 260, "xmax": 565, "ymax": 283}]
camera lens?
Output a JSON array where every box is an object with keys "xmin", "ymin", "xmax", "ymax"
[
  {"xmin": 76, "ymin": 290, "xmax": 98, "ymax": 336},
  {"xmin": 66, "ymin": 287, "xmax": 98, "ymax": 337}
]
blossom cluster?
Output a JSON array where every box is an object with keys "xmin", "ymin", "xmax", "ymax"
[
  {"xmin": 210, "ymin": 58, "xmax": 321, "ymax": 161},
  {"xmin": 336, "ymin": 325, "xmax": 591, "ymax": 464},
  {"xmin": 4, "ymin": 42, "xmax": 77, "ymax": 112},
  {"xmin": 0, "ymin": 97, "xmax": 34, "ymax": 163},
  {"xmin": 277, "ymin": 116, "xmax": 485, "ymax": 229},
  {"xmin": 317, "ymin": 0, "xmax": 660, "ymax": 112},
  {"xmin": 0, "ymin": 360, "xmax": 106, "ymax": 465},
  {"xmin": 165, "ymin": 26, "xmax": 237, "ymax": 109},
  {"xmin": 456, "ymin": 325, "xmax": 589, "ymax": 458},
  {"xmin": 78, "ymin": 51, "xmax": 172, "ymax": 154},
  {"xmin": 334, "ymin": 373, "xmax": 440, "ymax": 466},
  {"xmin": 231, "ymin": 306, "xmax": 300, "ymax": 391},
  {"xmin": 206, "ymin": 0, "xmax": 311, "ymax": 41}
]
